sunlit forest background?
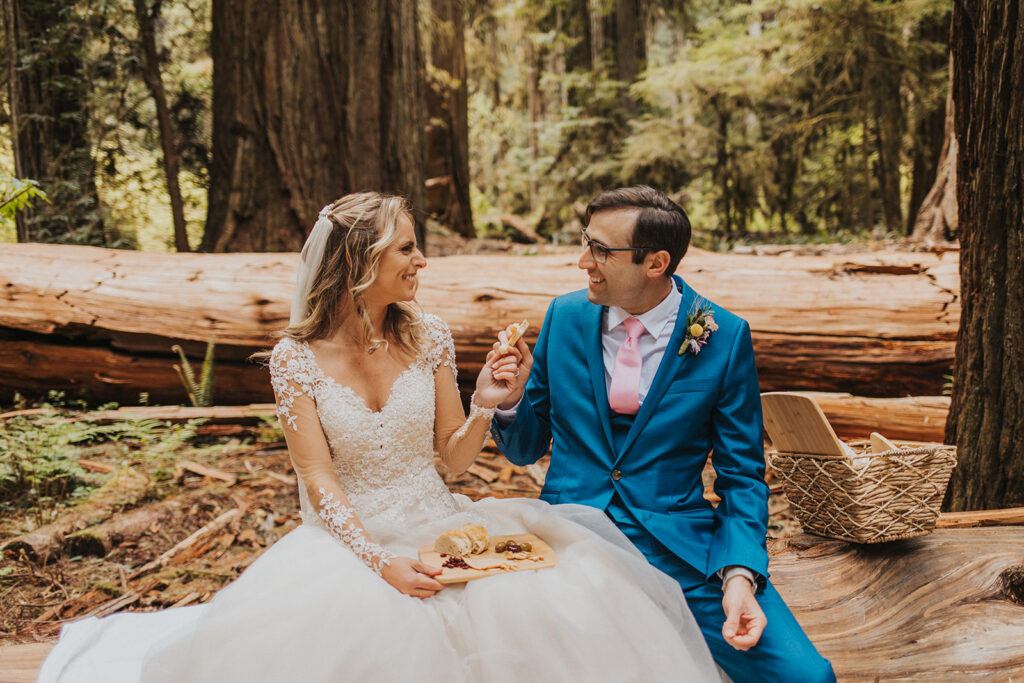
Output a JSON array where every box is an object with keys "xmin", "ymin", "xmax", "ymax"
[{"xmin": 1, "ymin": 0, "xmax": 952, "ymax": 252}]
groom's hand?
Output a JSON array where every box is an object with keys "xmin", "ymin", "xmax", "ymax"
[{"xmin": 721, "ymin": 576, "xmax": 766, "ymax": 650}]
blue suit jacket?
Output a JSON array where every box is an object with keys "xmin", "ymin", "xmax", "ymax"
[{"xmin": 492, "ymin": 275, "xmax": 770, "ymax": 583}]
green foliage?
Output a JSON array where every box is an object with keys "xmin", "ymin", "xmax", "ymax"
[
  {"xmin": 0, "ymin": 177, "xmax": 49, "ymax": 230},
  {"xmin": 172, "ymin": 339, "xmax": 216, "ymax": 407},
  {"xmin": 467, "ymin": 0, "xmax": 951, "ymax": 246},
  {"xmin": 0, "ymin": 407, "xmax": 198, "ymax": 519}
]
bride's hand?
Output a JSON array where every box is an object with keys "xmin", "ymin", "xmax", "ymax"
[
  {"xmin": 474, "ymin": 339, "xmax": 532, "ymax": 409},
  {"xmin": 381, "ymin": 557, "xmax": 444, "ymax": 599}
]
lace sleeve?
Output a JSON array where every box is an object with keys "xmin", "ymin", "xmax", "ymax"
[
  {"xmin": 420, "ymin": 313, "xmax": 457, "ymax": 380},
  {"xmin": 269, "ymin": 338, "xmax": 318, "ymax": 431},
  {"xmin": 269, "ymin": 339, "xmax": 395, "ymax": 576},
  {"xmin": 317, "ymin": 488, "xmax": 395, "ymax": 576}
]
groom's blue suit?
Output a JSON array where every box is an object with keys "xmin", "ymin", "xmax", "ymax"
[{"xmin": 492, "ymin": 275, "xmax": 834, "ymax": 682}]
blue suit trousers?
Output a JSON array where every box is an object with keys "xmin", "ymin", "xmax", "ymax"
[{"xmin": 609, "ymin": 501, "xmax": 836, "ymax": 683}]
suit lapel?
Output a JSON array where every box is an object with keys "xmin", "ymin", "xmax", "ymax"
[
  {"xmin": 584, "ymin": 302, "xmax": 616, "ymax": 456},
  {"xmin": 614, "ymin": 276, "xmax": 697, "ymax": 463}
]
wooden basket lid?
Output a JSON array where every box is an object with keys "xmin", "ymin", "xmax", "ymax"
[{"xmin": 761, "ymin": 392, "xmax": 847, "ymax": 456}]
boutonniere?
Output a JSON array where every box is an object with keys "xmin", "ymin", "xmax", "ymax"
[{"xmin": 679, "ymin": 299, "xmax": 718, "ymax": 356}]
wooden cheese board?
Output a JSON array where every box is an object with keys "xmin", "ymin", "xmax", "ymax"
[{"xmin": 418, "ymin": 533, "xmax": 558, "ymax": 584}]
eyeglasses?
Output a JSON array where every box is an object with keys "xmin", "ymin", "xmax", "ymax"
[{"xmin": 580, "ymin": 229, "xmax": 648, "ymax": 264}]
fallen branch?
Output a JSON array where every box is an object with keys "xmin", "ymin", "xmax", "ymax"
[
  {"xmin": 936, "ymin": 507, "xmax": 1024, "ymax": 529},
  {"xmin": 128, "ymin": 507, "xmax": 243, "ymax": 580},
  {"xmin": 2, "ymin": 469, "xmax": 150, "ymax": 562}
]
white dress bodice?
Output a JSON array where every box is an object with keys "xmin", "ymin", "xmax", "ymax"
[{"xmin": 269, "ymin": 314, "xmax": 460, "ymax": 529}]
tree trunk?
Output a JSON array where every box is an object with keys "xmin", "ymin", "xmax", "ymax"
[
  {"xmin": 911, "ymin": 56, "xmax": 959, "ymax": 243},
  {"xmin": 424, "ymin": 0, "xmax": 474, "ymax": 237},
  {"xmin": 1, "ymin": 0, "xmax": 104, "ymax": 245},
  {"xmin": 906, "ymin": 13, "xmax": 952, "ymax": 234},
  {"xmin": 202, "ymin": 0, "xmax": 426, "ymax": 253},
  {"xmin": 133, "ymin": 0, "xmax": 190, "ymax": 253},
  {"xmin": 870, "ymin": 30, "xmax": 904, "ymax": 234},
  {"xmin": 944, "ymin": 0, "xmax": 1024, "ymax": 511},
  {"xmin": 612, "ymin": 0, "xmax": 644, "ymax": 85}
]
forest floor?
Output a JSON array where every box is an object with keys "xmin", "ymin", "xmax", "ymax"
[{"xmin": 0, "ymin": 407, "xmax": 798, "ymax": 646}]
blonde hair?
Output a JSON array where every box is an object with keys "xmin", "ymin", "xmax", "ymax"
[{"xmin": 280, "ymin": 192, "xmax": 424, "ymax": 358}]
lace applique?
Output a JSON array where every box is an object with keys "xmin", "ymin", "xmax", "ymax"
[
  {"xmin": 318, "ymin": 488, "xmax": 396, "ymax": 576},
  {"xmin": 448, "ymin": 393, "xmax": 496, "ymax": 456},
  {"xmin": 419, "ymin": 314, "xmax": 457, "ymax": 380},
  {"xmin": 269, "ymin": 338, "xmax": 319, "ymax": 431}
]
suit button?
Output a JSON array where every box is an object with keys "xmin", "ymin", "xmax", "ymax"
[{"xmin": 611, "ymin": 469, "xmax": 622, "ymax": 481}]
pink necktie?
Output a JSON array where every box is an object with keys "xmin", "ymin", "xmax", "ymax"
[{"xmin": 608, "ymin": 317, "xmax": 645, "ymax": 415}]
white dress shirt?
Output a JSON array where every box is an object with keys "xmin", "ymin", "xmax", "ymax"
[{"xmin": 496, "ymin": 284, "xmax": 757, "ymax": 592}]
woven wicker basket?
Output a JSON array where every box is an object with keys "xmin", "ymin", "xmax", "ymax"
[{"xmin": 767, "ymin": 445, "xmax": 957, "ymax": 543}]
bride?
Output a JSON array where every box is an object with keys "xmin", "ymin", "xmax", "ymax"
[{"xmin": 39, "ymin": 192, "xmax": 719, "ymax": 682}]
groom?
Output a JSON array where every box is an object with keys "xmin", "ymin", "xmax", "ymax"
[{"xmin": 492, "ymin": 186, "xmax": 834, "ymax": 681}]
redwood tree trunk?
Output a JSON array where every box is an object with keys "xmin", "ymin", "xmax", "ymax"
[
  {"xmin": 870, "ymin": 16, "xmax": 904, "ymax": 234},
  {"xmin": 202, "ymin": 0, "xmax": 426, "ymax": 252},
  {"xmin": 2, "ymin": 0, "xmax": 104, "ymax": 245},
  {"xmin": 944, "ymin": 0, "xmax": 1024, "ymax": 511},
  {"xmin": 911, "ymin": 62, "xmax": 959, "ymax": 243},
  {"xmin": 133, "ymin": 0, "xmax": 190, "ymax": 252},
  {"xmin": 906, "ymin": 12, "xmax": 952, "ymax": 234},
  {"xmin": 424, "ymin": 0, "xmax": 474, "ymax": 237}
]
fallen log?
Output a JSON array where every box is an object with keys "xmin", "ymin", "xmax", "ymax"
[
  {"xmin": 0, "ymin": 244, "xmax": 959, "ymax": 404},
  {"xmin": 1, "ymin": 469, "xmax": 150, "ymax": 562},
  {"xmin": 801, "ymin": 392, "xmax": 950, "ymax": 442},
  {"xmin": 770, "ymin": 529, "xmax": 1024, "ymax": 679},
  {"xmin": 62, "ymin": 487, "xmax": 225, "ymax": 558}
]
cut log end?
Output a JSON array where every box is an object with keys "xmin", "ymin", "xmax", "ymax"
[{"xmin": 1001, "ymin": 565, "xmax": 1024, "ymax": 606}]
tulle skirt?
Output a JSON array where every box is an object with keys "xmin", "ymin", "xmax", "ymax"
[{"xmin": 39, "ymin": 496, "xmax": 720, "ymax": 682}]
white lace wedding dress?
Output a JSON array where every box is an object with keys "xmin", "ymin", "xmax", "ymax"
[{"xmin": 39, "ymin": 316, "xmax": 718, "ymax": 682}]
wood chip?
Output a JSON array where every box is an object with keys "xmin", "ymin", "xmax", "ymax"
[
  {"xmin": 77, "ymin": 459, "xmax": 117, "ymax": 474},
  {"xmin": 466, "ymin": 463, "xmax": 500, "ymax": 483},
  {"xmin": 524, "ymin": 464, "xmax": 547, "ymax": 487},
  {"xmin": 176, "ymin": 460, "xmax": 237, "ymax": 487}
]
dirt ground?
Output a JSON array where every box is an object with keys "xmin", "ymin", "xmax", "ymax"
[{"xmin": 0, "ymin": 416, "xmax": 797, "ymax": 646}]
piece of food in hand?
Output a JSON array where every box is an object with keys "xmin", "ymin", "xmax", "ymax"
[
  {"xmin": 434, "ymin": 523, "xmax": 490, "ymax": 557},
  {"xmin": 497, "ymin": 320, "xmax": 530, "ymax": 355}
]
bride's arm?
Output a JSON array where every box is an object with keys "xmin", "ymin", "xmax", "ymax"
[
  {"xmin": 270, "ymin": 342, "xmax": 443, "ymax": 597},
  {"xmin": 434, "ymin": 346, "xmax": 522, "ymax": 475}
]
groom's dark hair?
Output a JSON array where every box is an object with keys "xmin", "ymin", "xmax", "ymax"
[{"xmin": 584, "ymin": 185, "xmax": 691, "ymax": 276}]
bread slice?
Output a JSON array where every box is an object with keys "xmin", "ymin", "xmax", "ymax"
[
  {"xmin": 461, "ymin": 524, "xmax": 489, "ymax": 553},
  {"xmin": 497, "ymin": 320, "xmax": 529, "ymax": 355},
  {"xmin": 433, "ymin": 523, "xmax": 490, "ymax": 557}
]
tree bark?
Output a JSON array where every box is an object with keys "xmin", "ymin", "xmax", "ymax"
[
  {"xmin": 911, "ymin": 57, "xmax": 959, "ymax": 244},
  {"xmin": 133, "ymin": 0, "xmax": 189, "ymax": 253},
  {"xmin": 906, "ymin": 13, "xmax": 952, "ymax": 234},
  {"xmin": 612, "ymin": 0, "xmax": 644, "ymax": 85},
  {"xmin": 870, "ymin": 19, "xmax": 904, "ymax": 234},
  {"xmin": 1, "ymin": 0, "xmax": 104, "ymax": 245},
  {"xmin": 202, "ymin": 0, "xmax": 426, "ymax": 252},
  {"xmin": 944, "ymin": 0, "xmax": 1024, "ymax": 511},
  {"xmin": 424, "ymin": 0, "xmax": 474, "ymax": 238}
]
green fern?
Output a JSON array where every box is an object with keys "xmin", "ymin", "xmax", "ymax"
[{"xmin": 172, "ymin": 339, "xmax": 217, "ymax": 407}]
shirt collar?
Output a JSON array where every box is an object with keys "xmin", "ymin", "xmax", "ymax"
[{"xmin": 605, "ymin": 282, "xmax": 681, "ymax": 339}]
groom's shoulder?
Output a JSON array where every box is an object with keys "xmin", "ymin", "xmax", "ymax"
[
  {"xmin": 549, "ymin": 288, "xmax": 592, "ymax": 314},
  {"xmin": 684, "ymin": 289, "xmax": 749, "ymax": 338}
]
